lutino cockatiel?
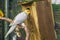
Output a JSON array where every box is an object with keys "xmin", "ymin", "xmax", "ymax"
[{"xmin": 5, "ymin": 8, "xmax": 30, "ymax": 38}]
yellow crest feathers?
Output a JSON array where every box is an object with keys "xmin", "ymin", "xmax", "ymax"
[{"xmin": 0, "ymin": 10, "xmax": 4, "ymax": 17}]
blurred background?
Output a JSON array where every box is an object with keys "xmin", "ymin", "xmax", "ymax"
[{"xmin": 0, "ymin": 0, "xmax": 60, "ymax": 40}]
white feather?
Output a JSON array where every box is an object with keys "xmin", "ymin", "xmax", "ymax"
[{"xmin": 5, "ymin": 12, "xmax": 28, "ymax": 38}]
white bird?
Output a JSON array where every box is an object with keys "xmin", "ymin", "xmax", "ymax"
[{"xmin": 5, "ymin": 8, "xmax": 30, "ymax": 38}]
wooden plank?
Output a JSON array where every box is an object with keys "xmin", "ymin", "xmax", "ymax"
[{"xmin": 36, "ymin": 1, "xmax": 56, "ymax": 40}]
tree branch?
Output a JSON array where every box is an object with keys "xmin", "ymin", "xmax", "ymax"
[{"xmin": 0, "ymin": 16, "xmax": 12, "ymax": 22}]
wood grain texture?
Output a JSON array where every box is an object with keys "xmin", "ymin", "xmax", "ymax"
[
  {"xmin": 36, "ymin": 1, "xmax": 56, "ymax": 40},
  {"xmin": 22, "ymin": 2, "xmax": 41, "ymax": 40},
  {"xmin": 17, "ymin": 1, "xmax": 57, "ymax": 40}
]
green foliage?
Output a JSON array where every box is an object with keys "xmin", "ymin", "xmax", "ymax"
[
  {"xmin": 24, "ymin": 0, "xmax": 33, "ymax": 2},
  {"xmin": 52, "ymin": 4, "xmax": 60, "ymax": 23},
  {"xmin": 17, "ymin": 0, "xmax": 39, "ymax": 2},
  {"xmin": 52, "ymin": 4, "xmax": 60, "ymax": 11}
]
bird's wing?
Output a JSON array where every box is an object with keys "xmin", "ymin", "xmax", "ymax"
[
  {"xmin": 9, "ymin": 17, "xmax": 18, "ymax": 26},
  {"xmin": 9, "ymin": 20, "xmax": 14, "ymax": 26}
]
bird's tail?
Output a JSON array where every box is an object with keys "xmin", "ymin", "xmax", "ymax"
[{"xmin": 5, "ymin": 25, "xmax": 17, "ymax": 38}]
